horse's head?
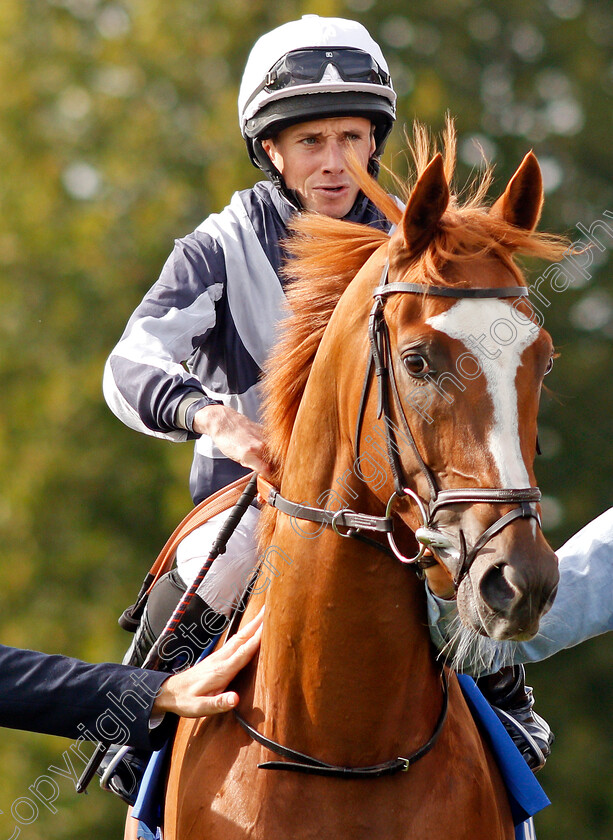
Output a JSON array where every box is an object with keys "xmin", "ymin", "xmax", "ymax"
[
  {"xmin": 365, "ymin": 144, "xmax": 560, "ymax": 643},
  {"xmin": 263, "ymin": 122, "xmax": 564, "ymax": 645}
]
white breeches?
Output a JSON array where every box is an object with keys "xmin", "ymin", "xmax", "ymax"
[{"xmin": 175, "ymin": 504, "xmax": 260, "ymax": 617}]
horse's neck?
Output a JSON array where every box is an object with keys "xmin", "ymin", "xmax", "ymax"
[{"xmin": 255, "ymin": 421, "xmax": 442, "ymax": 765}]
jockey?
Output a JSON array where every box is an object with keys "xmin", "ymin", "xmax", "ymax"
[
  {"xmin": 103, "ymin": 12, "xmax": 395, "ymax": 677},
  {"xmin": 101, "ymin": 15, "xmax": 551, "ymax": 801}
]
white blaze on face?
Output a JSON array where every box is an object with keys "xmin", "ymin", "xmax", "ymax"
[{"xmin": 426, "ymin": 299, "xmax": 540, "ymax": 488}]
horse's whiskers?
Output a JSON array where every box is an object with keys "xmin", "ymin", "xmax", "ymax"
[{"xmin": 437, "ymin": 613, "xmax": 517, "ymax": 675}]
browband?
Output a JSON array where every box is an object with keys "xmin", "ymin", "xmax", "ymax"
[{"xmin": 374, "ymin": 283, "xmax": 529, "ymax": 299}]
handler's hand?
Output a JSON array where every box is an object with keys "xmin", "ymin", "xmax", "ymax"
[
  {"xmin": 423, "ymin": 558, "xmax": 456, "ymax": 600},
  {"xmin": 193, "ymin": 405, "xmax": 272, "ymax": 478},
  {"xmin": 152, "ymin": 607, "xmax": 264, "ymax": 718}
]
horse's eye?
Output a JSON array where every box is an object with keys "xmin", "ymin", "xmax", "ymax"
[
  {"xmin": 403, "ymin": 353, "xmax": 430, "ymax": 378},
  {"xmin": 544, "ymin": 356, "xmax": 554, "ymax": 375}
]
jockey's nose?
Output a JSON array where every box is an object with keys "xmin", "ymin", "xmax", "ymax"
[{"xmin": 322, "ymin": 140, "xmax": 345, "ymax": 174}]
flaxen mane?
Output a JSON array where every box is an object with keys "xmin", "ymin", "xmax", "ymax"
[{"xmin": 258, "ymin": 120, "xmax": 567, "ymax": 547}]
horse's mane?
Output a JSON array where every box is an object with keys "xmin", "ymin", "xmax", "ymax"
[{"xmin": 259, "ymin": 119, "xmax": 567, "ymax": 546}]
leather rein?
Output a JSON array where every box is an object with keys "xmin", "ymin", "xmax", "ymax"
[
  {"xmin": 237, "ymin": 262, "xmax": 542, "ymax": 779},
  {"xmin": 234, "ymin": 671, "xmax": 448, "ymax": 779}
]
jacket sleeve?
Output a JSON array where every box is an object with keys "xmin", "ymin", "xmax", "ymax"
[
  {"xmin": 426, "ymin": 506, "xmax": 613, "ymax": 673},
  {"xmin": 103, "ymin": 231, "xmax": 226, "ymax": 441},
  {"xmin": 0, "ymin": 646, "xmax": 173, "ymax": 751}
]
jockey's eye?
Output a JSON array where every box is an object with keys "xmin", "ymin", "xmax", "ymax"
[
  {"xmin": 544, "ymin": 356, "xmax": 554, "ymax": 375},
  {"xmin": 403, "ymin": 352, "xmax": 430, "ymax": 378}
]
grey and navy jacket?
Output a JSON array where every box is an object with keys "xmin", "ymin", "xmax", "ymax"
[{"xmin": 104, "ymin": 180, "xmax": 392, "ymax": 505}]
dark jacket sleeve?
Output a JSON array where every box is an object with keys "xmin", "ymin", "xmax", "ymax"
[{"xmin": 0, "ymin": 644, "xmax": 174, "ymax": 751}]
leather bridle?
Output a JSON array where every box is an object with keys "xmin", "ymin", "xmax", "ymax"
[
  {"xmin": 243, "ymin": 261, "xmax": 543, "ymax": 778},
  {"xmin": 259, "ymin": 260, "xmax": 543, "ymax": 590},
  {"xmin": 354, "ymin": 260, "xmax": 543, "ymax": 588}
]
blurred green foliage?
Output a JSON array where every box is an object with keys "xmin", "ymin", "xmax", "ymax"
[{"xmin": 0, "ymin": 0, "xmax": 611, "ymax": 837}]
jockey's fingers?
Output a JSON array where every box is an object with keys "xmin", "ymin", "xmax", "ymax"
[{"xmin": 241, "ymin": 453, "xmax": 272, "ymax": 478}]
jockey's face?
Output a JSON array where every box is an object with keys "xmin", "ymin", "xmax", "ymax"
[{"xmin": 261, "ymin": 117, "xmax": 376, "ymax": 218}]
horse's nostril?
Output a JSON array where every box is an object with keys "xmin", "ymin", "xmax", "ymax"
[{"xmin": 479, "ymin": 563, "xmax": 517, "ymax": 612}]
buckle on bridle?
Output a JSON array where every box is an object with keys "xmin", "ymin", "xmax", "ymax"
[{"xmin": 330, "ymin": 509, "xmax": 355, "ymax": 538}]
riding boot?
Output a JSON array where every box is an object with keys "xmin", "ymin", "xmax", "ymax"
[
  {"xmin": 96, "ymin": 569, "xmax": 229, "ymax": 805},
  {"xmin": 476, "ymin": 664, "xmax": 553, "ymax": 772}
]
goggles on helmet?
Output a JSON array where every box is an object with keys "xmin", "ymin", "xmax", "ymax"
[
  {"xmin": 245, "ymin": 47, "xmax": 391, "ymax": 113},
  {"xmin": 266, "ymin": 47, "xmax": 390, "ymax": 89}
]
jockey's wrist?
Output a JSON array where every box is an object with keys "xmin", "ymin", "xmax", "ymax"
[
  {"xmin": 176, "ymin": 393, "xmax": 222, "ymax": 432},
  {"xmin": 192, "ymin": 403, "xmax": 229, "ymax": 437}
]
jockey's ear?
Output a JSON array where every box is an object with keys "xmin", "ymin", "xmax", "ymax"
[
  {"xmin": 491, "ymin": 151, "xmax": 544, "ymax": 232},
  {"xmin": 402, "ymin": 153, "xmax": 449, "ymax": 256}
]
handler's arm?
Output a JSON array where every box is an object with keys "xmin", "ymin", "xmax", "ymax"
[{"xmin": 0, "ymin": 609, "xmax": 263, "ymax": 748}]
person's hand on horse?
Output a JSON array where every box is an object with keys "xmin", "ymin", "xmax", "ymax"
[
  {"xmin": 193, "ymin": 404, "xmax": 272, "ymax": 478},
  {"xmin": 152, "ymin": 607, "xmax": 264, "ymax": 718},
  {"xmin": 424, "ymin": 560, "xmax": 456, "ymax": 600}
]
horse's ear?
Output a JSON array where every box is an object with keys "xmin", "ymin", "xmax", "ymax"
[
  {"xmin": 490, "ymin": 151, "xmax": 544, "ymax": 232},
  {"xmin": 402, "ymin": 153, "xmax": 449, "ymax": 254}
]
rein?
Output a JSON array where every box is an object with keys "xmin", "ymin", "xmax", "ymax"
[
  {"xmin": 234, "ymin": 671, "xmax": 448, "ymax": 778},
  {"xmin": 224, "ymin": 564, "xmax": 448, "ymax": 779}
]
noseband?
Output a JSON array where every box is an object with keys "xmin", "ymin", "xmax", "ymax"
[{"xmin": 354, "ymin": 261, "xmax": 542, "ymax": 587}]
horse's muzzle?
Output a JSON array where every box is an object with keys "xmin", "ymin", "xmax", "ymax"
[{"xmin": 456, "ymin": 544, "xmax": 559, "ymax": 641}]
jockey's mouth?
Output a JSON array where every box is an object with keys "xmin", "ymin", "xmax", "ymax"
[{"xmin": 316, "ymin": 184, "xmax": 349, "ymax": 193}]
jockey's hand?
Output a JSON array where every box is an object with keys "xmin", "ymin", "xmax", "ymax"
[
  {"xmin": 152, "ymin": 608, "xmax": 264, "ymax": 718},
  {"xmin": 193, "ymin": 404, "xmax": 272, "ymax": 478}
]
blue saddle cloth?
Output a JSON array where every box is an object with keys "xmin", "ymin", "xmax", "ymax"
[
  {"xmin": 456, "ymin": 674, "xmax": 549, "ymax": 840},
  {"xmin": 132, "ymin": 672, "xmax": 549, "ymax": 839}
]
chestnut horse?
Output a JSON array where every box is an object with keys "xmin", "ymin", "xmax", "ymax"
[{"xmin": 162, "ymin": 127, "xmax": 563, "ymax": 839}]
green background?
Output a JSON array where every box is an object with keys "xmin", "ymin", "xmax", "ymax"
[{"xmin": 0, "ymin": 0, "xmax": 611, "ymax": 837}]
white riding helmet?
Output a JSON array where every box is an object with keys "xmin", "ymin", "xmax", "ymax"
[{"xmin": 239, "ymin": 15, "xmax": 396, "ymax": 182}]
